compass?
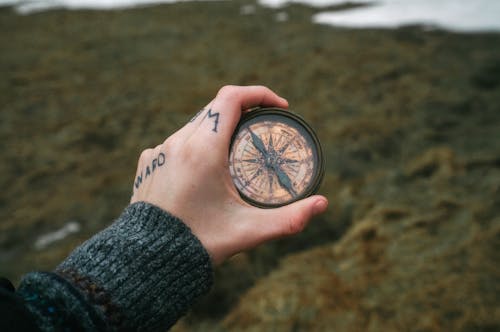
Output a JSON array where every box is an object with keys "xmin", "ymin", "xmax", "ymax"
[{"xmin": 229, "ymin": 107, "xmax": 324, "ymax": 208}]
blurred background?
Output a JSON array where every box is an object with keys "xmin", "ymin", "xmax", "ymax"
[{"xmin": 1, "ymin": 0, "xmax": 499, "ymax": 331}]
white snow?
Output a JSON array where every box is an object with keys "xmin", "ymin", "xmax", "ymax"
[
  {"xmin": 1, "ymin": 0, "xmax": 500, "ymax": 32},
  {"xmin": 34, "ymin": 221, "xmax": 81, "ymax": 250},
  {"xmin": 312, "ymin": 0, "xmax": 500, "ymax": 33}
]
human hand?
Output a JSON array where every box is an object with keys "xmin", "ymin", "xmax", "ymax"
[{"xmin": 130, "ymin": 85, "xmax": 328, "ymax": 265}]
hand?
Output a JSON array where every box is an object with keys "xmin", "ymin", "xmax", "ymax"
[{"xmin": 130, "ymin": 85, "xmax": 328, "ymax": 265}]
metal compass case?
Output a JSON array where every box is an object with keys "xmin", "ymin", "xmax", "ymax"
[{"xmin": 229, "ymin": 107, "xmax": 324, "ymax": 208}]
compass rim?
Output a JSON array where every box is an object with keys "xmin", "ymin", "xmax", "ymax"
[{"xmin": 230, "ymin": 107, "xmax": 324, "ymax": 209}]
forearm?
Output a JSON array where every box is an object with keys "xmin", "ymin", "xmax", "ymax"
[{"xmin": 16, "ymin": 202, "xmax": 213, "ymax": 331}]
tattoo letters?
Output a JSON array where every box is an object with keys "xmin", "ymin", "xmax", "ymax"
[
  {"xmin": 190, "ymin": 108, "xmax": 220, "ymax": 133},
  {"xmin": 134, "ymin": 152, "xmax": 166, "ymax": 189}
]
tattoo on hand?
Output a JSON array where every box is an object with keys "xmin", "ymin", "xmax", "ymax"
[
  {"xmin": 204, "ymin": 108, "xmax": 220, "ymax": 132},
  {"xmin": 190, "ymin": 108, "xmax": 220, "ymax": 133},
  {"xmin": 190, "ymin": 109, "xmax": 204, "ymax": 123},
  {"xmin": 134, "ymin": 152, "xmax": 166, "ymax": 190}
]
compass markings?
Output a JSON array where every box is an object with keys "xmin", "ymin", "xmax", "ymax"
[
  {"xmin": 279, "ymin": 141, "xmax": 292, "ymax": 154},
  {"xmin": 268, "ymin": 132, "xmax": 275, "ymax": 152},
  {"xmin": 285, "ymin": 164, "xmax": 300, "ymax": 173},
  {"xmin": 280, "ymin": 158, "xmax": 299, "ymax": 164},
  {"xmin": 229, "ymin": 111, "xmax": 322, "ymax": 206},
  {"xmin": 242, "ymin": 158, "xmax": 260, "ymax": 163},
  {"xmin": 243, "ymin": 144, "xmax": 259, "ymax": 157},
  {"xmin": 275, "ymin": 134, "xmax": 289, "ymax": 153}
]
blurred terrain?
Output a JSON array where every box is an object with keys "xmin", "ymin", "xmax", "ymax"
[{"xmin": 0, "ymin": 1, "xmax": 499, "ymax": 330}]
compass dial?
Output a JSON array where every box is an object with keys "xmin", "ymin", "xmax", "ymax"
[{"xmin": 229, "ymin": 108, "xmax": 324, "ymax": 208}]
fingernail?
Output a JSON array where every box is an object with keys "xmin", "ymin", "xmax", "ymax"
[{"xmin": 313, "ymin": 198, "xmax": 328, "ymax": 215}]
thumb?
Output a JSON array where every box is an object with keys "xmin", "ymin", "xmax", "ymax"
[
  {"xmin": 217, "ymin": 195, "xmax": 328, "ymax": 264},
  {"xmin": 252, "ymin": 195, "xmax": 329, "ymax": 243}
]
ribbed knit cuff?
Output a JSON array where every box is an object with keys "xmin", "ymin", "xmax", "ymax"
[
  {"xmin": 18, "ymin": 271, "xmax": 110, "ymax": 331},
  {"xmin": 55, "ymin": 202, "xmax": 213, "ymax": 331}
]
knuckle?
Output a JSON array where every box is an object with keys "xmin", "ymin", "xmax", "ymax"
[
  {"xmin": 162, "ymin": 137, "xmax": 174, "ymax": 151},
  {"xmin": 162, "ymin": 133, "xmax": 183, "ymax": 154},
  {"xmin": 139, "ymin": 148, "xmax": 153, "ymax": 161},
  {"xmin": 252, "ymin": 84, "xmax": 267, "ymax": 90},
  {"xmin": 254, "ymin": 85, "xmax": 273, "ymax": 97},
  {"xmin": 217, "ymin": 85, "xmax": 238, "ymax": 98},
  {"xmin": 153, "ymin": 144, "xmax": 163, "ymax": 152}
]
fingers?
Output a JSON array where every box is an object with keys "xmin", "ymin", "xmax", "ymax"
[
  {"xmin": 266, "ymin": 195, "xmax": 328, "ymax": 238},
  {"xmin": 239, "ymin": 195, "xmax": 329, "ymax": 249},
  {"xmin": 189, "ymin": 85, "xmax": 289, "ymax": 145},
  {"xmin": 214, "ymin": 85, "xmax": 289, "ymax": 114}
]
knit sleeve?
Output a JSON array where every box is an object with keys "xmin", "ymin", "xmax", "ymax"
[{"xmin": 16, "ymin": 201, "xmax": 214, "ymax": 331}]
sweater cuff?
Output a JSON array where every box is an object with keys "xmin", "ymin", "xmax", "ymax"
[{"xmin": 56, "ymin": 201, "xmax": 213, "ymax": 331}]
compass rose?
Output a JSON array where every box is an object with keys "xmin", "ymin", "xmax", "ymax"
[{"xmin": 229, "ymin": 108, "xmax": 324, "ymax": 208}]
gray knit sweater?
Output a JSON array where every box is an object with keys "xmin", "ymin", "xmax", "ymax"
[{"xmin": 16, "ymin": 202, "xmax": 213, "ymax": 331}]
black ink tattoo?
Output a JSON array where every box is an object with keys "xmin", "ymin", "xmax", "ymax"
[
  {"xmin": 190, "ymin": 107, "xmax": 220, "ymax": 133},
  {"xmin": 134, "ymin": 174, "xmax": 143, "ymax": 189},
  {"xmin": 202, "ymin": 108, "xmax": 220, "ymax": 132},
  {"xmin": 134, "ymin": 152, "xmax": 166, "ymax": 190},
  {"xmin": 190, "ymin": 109, "xmax": 204, "ymax": 123}
]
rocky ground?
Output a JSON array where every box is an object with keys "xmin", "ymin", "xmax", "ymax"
[{"xmin": 1, "ymin": 1, "xmax": 499, "ymax": 330}]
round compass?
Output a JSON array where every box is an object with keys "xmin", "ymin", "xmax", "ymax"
[{"xmin": 229, "ymin": 107, "xmax": 324, "ymax": 208}]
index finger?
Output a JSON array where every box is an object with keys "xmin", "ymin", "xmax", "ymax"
[{"xmin": 193, "ymin": 85, "xmax": 289, "ymax": 145}]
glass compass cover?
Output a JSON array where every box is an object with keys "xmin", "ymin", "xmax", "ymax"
[{"xmin": 229, "ymin": 107, "xmax": 324, "ymax": 208}]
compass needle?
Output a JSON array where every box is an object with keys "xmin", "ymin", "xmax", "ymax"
[
  {"xmin": 248, "ymin": 128, "xmax": 267, "ymax": 157},
  {"xmin": 268, "ymin": 173, "xmax": 274, "ymax": 194},
  {"xmin": 274, "ymin": 165, "xmax": 297, "ymax": 197}
]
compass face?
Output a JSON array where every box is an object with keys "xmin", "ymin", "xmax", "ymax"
[{"xmin": 229, "ymin": 108, "xmax": 324, "ymax": 208}]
